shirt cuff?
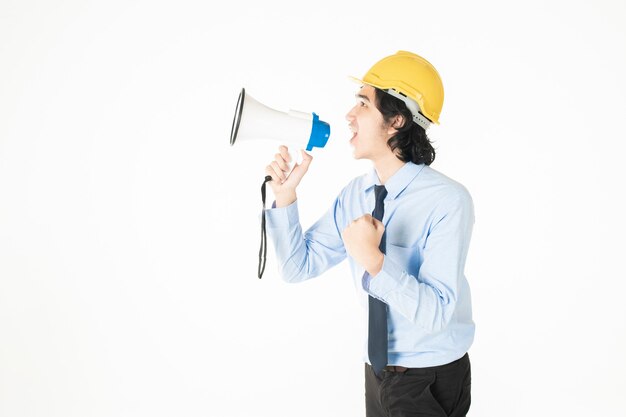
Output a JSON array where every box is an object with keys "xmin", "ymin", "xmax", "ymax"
[
  {"xmin": 367, "ymin": 255, "xmax": 406, "ymax": 301},
  {"xmin": 264, "ymin": 200, "xmax": 300, "ymax": 230}
]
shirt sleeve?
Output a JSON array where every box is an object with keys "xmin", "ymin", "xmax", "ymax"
[
  {"xmin": 264, "ymin": 197, "xmax": 347, "ymax": 283},
  {"xmin": 367, "ymin": 187, "xmax": 475, "ymax": 333}
]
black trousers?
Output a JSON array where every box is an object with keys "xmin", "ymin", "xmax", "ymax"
[{"xmin": 365, "ymin": 353, "xmax": 471, "ymax": 417}]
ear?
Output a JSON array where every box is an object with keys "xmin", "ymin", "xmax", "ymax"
[{"xmin": 386, "ymin": 115, "xmax": 406, "ymax": 134}]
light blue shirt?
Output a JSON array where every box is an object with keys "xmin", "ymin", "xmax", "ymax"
[{"xmin": 265, "ymin": 162, "xmax": 475, "ymax": 368}]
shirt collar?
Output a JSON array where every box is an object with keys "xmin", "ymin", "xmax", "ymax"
[{"xmin": 362, "ymin": 161, "xmax": 425, "ymax": 200}]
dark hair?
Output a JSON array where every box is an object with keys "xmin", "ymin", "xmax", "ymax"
[{"xmin": 374, "ymin": 88, "xmax": 436, "ymax": 165}]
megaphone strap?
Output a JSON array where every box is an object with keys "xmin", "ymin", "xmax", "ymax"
[{"xmin": 258, "ymin": 175, "xmax": 273, "ymax": 279}]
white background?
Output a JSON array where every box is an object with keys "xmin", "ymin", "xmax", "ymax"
[{"xmin": 1, "ymin": 0, "xmax": 625, "ymax": 416}]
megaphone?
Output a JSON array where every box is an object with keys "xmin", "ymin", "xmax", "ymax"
[{"xmin": 229, "ymin": 88, "xmax": 331, "ymax": 160}]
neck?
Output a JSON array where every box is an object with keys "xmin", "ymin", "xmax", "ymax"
[{"xmin": 373, "ymin": 153, "xmax": 405, "ymax": 185}]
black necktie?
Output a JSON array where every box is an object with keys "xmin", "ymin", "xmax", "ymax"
[{"xmin": 369, "ymin": 185, "xmax": 388, "ymax": 376}]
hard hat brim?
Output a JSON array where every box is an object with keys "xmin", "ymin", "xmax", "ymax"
[{"xmin": 348, "ymin": 76, "xmax": 437, "ymax": 128}]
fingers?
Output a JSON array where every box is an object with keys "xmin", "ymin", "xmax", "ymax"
[
  {"xmin": 265, "ymin": 147, "xmax": 291, "ymax": 183},
  {"xmin": 276, "ymin": 146, "xmax": 292, "ymax": 169},
  {"xmin": 347, "ymin": 214, "xmax": 371, "ymax": 223},
  {"xmin": 361, "ymin": 214, "xmax": 384, "ymax": 225},
  {"xmin": 371, "ymin": 217, "xmax": 385, "ymax": 232},
  {"xmin": 264, "ymin": 164, "xmax": 285, "ymax": 184},
  {"xmin": 345, "ymin": 214, "xmax": 385, "ymax": 232},
  {"xmin": 273, "ymin": 153, "xmax": 290, "ymax": 174},
  {"xmin": 344, "ymin": 214, "xmax": 372, "ymax": 230},
  {"xmin": 353, "ymin": 214, "xmax": 374, "ymax": 225},
  {"xmin": 279, "ymin": 145, "xmax": 291, "ymax": 163},
  {"xmin": 265, "ymin": 146, "xmax": 313, "ymax": 188},
  {"xmin": 297, "ymin": 149, "xmax": 313, "ymax": 170},
  {"xmin": 370, "ymin": 216, "xmax": 384, "ymax": 225}
]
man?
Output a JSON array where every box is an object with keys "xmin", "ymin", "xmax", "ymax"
[{"xmin": 264, "ymin": 51, "xmax": 474, "ymax": 417}]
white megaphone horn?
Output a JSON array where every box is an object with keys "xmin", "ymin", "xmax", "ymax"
[{"xmin": 229, "ymin": 88, "xmax": 331, "ymax": 163}]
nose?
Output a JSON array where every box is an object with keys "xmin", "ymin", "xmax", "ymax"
[{"xmin": 345, "ymin": 105, "xmax": 356, "ymax": 121}]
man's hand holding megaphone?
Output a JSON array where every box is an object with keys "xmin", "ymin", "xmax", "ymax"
[
  {"xmin": 231, "ymin": 88, "xmax": 329, "ymax": 278},
  {"xmin": 265, "ymin": 145, "xmax": 313, "ymax": 208}
]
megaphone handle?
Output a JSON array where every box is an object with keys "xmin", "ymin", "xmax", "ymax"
[{"xmin": 288, "ymin": 148, "xmax": 304, "ymax": 171}]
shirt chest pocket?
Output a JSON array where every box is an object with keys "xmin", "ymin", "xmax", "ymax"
[{"xmin": 384, "ymin": 242, "xmax": 422, "ymax": 278}]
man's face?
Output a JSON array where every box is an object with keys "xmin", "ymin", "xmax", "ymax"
[{"xmin": 345, "ymin": 85, "xmax": 394, "ymax": 161}]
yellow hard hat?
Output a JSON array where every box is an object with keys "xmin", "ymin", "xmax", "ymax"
[{"xmin": 351, "ymin": 50, "xmax": 444, "ymax": 127}]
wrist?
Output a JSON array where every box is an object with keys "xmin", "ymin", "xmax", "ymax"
[
  {"xmin": 365, "ymin": 251, "xmax": 384, "ymax": 277},
  {"xmin": 274, "ymin": 190, "xmax": 297, "ymax": 208}
]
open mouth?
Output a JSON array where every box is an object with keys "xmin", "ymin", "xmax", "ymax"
[{"xmin": 349, "ymin": 124, "xmax": 357, "ymax": 142}]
